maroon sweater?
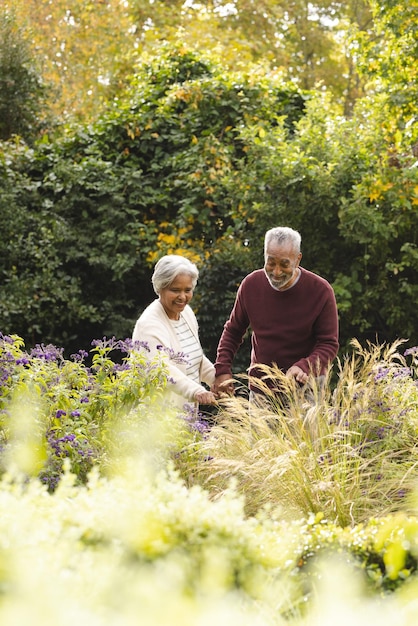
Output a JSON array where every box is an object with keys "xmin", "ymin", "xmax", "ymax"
[{"xmin": 215, "ymin": 267, "xmax": 339, "ymax": 381}]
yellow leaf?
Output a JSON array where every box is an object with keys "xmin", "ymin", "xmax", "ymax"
[{"xmin": 126, "ymin": 127, "xmax": 135, "ymax": 140}]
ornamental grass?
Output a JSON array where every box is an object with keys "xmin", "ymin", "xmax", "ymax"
[{"xmin": 180, "ymin": 339, "xmax": 418, "ymax": 527}]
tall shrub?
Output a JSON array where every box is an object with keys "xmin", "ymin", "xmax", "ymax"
[{"xmin": 0, "ymin": 45, "xmax": 307, "ymax": 353}]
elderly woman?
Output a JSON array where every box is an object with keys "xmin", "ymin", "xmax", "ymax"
[{"xmin": 132, "ymin": 254, "xmax": 216, "ymax": 413}]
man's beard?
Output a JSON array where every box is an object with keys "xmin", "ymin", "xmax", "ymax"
[{"xmin": 265, "ymin": 269, "xmax": 296, "ymax": 291}]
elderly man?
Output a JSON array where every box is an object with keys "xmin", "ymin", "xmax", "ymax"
[{"xmin": 212, "ymin": 226, "xmax": 339, "ymax": 397}]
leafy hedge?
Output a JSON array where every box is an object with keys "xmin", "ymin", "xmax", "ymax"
[
  {"xmin": 3, "ymin": 462, "xmax": 418, "ymax": 625},
  {"xmin": 0, "ymin": 45, "xmax": 307, "ymax": 357}
]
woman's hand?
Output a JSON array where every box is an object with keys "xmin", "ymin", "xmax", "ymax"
[{"xmin": 194, "ymin": 390, "xmax": 217, "ymax": 405}]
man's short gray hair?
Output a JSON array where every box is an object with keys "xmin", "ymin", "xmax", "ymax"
[
  {"xmin": 151, "ymin": 254, "xmax": 199, "ymax": 295},
  {"xmin": 264, "ymin": 227, "xmax": 301, "ymax": 254}
]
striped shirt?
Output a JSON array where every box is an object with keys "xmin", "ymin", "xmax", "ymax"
[{"xmin": 171, "ymin": 315, "xmax": 202, "ymax": 384}]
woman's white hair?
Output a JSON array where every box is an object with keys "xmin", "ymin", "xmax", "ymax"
[
  {"xmin": 264, "ymin": 226, "xmax": 301, "ymax": 254},
  {"xmin": 151, "ymin": 254, "xmax": 199, "ymax": 295}
]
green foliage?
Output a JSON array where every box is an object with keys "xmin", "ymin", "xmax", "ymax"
[
  {"xmin": 0, "ymin": 45, "xmax": 308, "ymax": 353},
  {"xmin": 3, "ymin": 334, "xmax": 418, "ymax": 619},
  {"xmin": 0, "ymin": 139, "xmax": 102, "ymax": 350},
  {"xmin": 194, "ymin": 237, "xmax": 254, "ymax": 370},
  {"xmin": 332, "ymin": 96, "xmax": 418, "ymax": 346},
  {"xmin": 355, "ymin": 0, "xmax": 418, "ymax": 123},
  {"xmin": 213, "ymin": 92, "xmax": 418, "ymax": 353},
  {"xmin": 297, "ymin": 512, "xmax": 418, "ymax": 594},
  {"xmin": 0, "ymin": 43, "xmax": 417, "ymax": 359}
]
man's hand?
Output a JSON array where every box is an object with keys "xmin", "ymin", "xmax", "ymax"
[
  {"xmin": 212, "ymin": 374, "xmax": 235, "ymax": 397},
  {"xmin": 286, "ymin": 365, "xmax": 309, "ymax": 385}
]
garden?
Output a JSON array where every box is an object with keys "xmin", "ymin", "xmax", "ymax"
[
  {"xmin": 1, "ymin": 0, "xmax": 418, "ymax": 622},
  {"xmin": 1, "ymin": 332, "xmax": 418, "ymax": 624}
]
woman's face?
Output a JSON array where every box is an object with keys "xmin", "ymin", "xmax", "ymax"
[{"xmin": 159, "ymin": 273, "xmax": 194, "ymax": 320}]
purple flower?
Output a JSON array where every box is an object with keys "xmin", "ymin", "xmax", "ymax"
[
  {"xmin": 130, "ymin": 339, "xmax": 150, "ymax": 352},
  {"xmin": 70, "ymin": 350, "xmax": 89, "ymax": 362},
  {"xmin": 15, "ymin": 357, "xmax": 30, "ymax": 366},
  {"xmin": 30, "ymin": 344, "xmax": 64, "ymax": 362},
  {"xmin": 191, "ymin": 420, "xmax": 211, "ymax": 434},
  {"xmin": 374, "ymin": 367, "xmax": 390, "ymax": 382},
  {"xmin": 60, "ymin": 434, "xmax": 76, "ymax": 442},
  {"xmin": 393, "ymin": 367, "xmax": 411, "ymax": 379},
  {"xmin": 112, "ymin": 363, "xmax": 130, "ymax": 372},
  {"xmin": 404, "ymin": 347, "xmax": 418, "ymax": 357},
  {"xmin": 70, "ymin": 410, "xmax": 81, "ymax": 417},
  {"xmin": 55, "ymin": 410, "xmax": 67, "ymax": 418},
  {"xmin": 91, "ymin": 337, "xmax": 117, "ymax": 349},
  {"xmin": 157, "ymin": 345, "xmax": 190, "ymax": 364},
  {"xmin": 0, "ymin": 334, "xmax": 14, "ymax": 344}
]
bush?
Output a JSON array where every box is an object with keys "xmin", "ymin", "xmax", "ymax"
[
  {"xmin": 0, "ymin": 333, "xmax": 189, "ymax": 490},
  {"xmin": 2, "ymin": 333, "xmax": 418, "ymax": 621}
]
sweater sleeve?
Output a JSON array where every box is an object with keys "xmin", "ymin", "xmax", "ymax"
[
  {"xmin": 293, "ymin": 285, "xmax": 339, "ymax": 376},
  {"xmin": 132, "ymin": 312, "xmax": 208, "ymax": 402}
]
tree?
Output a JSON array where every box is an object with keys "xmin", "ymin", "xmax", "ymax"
[
  {"xmin": 130, "ymin": 0, "xmax": 373, "ymax": 115},
  {"xmin": 355, "ymin": 0, "xmax": 418, "ymax": 122},
  {"xmin": 0, "ymin": 10, "xmax": 49, "ymax": 141},
  {"xmin": 9, "ymin": 0, "xmax": 374, "ymax": 123},
  {"xmin": 8, "ymin": 0, "xmax": 137, "ymax": 121},
  {"xmin": 1, "ymin": 41, "xmax": 417, "ymax": 359},
  {"xmin": 190, "ymin": 79, "xmax": 417, "ymax": 354}
]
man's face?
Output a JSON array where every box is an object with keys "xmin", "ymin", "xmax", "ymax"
[{"xmin": 264, "ymin": 242, "xmax": 302, "ymax": 290}]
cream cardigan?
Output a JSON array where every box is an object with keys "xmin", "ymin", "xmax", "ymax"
[{"xmin": 132, "ymin": 299, "xmax": 215, "ymax": 412}]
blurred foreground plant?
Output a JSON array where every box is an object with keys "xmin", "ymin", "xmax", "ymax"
[{"xmin": 1, "ymin": 461, "xmax": 418, "ymax": 624}]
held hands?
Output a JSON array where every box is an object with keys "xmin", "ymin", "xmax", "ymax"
[
  {"xmin": 208, "ymin": 369, "xmax": 309, "ymax": 399},
  {"xmin": 194, "ymin": 374, "xmax": 236, "ymax": 405},
  {"xmin": 211, "ymin": 374, "xmax": 235, "ymax": 398},
  {"xmin": 194, "ymin": 389, "xmax": 217, "ymax": 405}
]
